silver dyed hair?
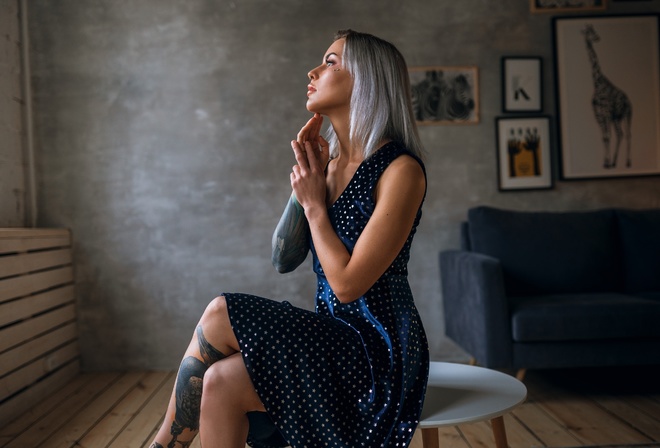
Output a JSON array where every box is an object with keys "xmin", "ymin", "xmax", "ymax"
[{"xmin": 326, "ymin": 29, "xmax": 425, "ymax": 160}]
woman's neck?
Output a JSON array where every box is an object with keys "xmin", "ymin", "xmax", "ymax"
[{"xmin": 329, "ymin": 114, "xmax": 363, "ymax": 164}]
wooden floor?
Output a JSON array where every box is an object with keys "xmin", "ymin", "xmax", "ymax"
[{"xmin": 1, "ymin": 366, "xmax": 660, "ymax": 448}]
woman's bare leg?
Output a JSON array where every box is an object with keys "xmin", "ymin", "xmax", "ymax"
[
  {"xmin": 150, "ymin": 295, "xmax": 260, "ymax": 448},
  {"xmin": 200, "ymin": 353, "xmax": 265, "ymax": 447}
]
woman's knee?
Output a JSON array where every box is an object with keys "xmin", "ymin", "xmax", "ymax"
[
  {"xmin": 198, "ymin": 295, "xmax": 239, "ymax": 354},
  {"xmin": 203, "ymin": 295, "xmax": 228, "ymax": 320},
  {"xmin": 202, "ymin": 356, "xmax": 264, "ymax": 412}
]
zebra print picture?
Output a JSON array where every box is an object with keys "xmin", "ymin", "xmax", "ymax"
[{"xmin": 409, "ymin": 66, "xmax": 479, "ymax": 125}]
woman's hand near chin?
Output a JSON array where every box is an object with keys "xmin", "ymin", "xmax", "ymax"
[{"xmin": 296, "ymin": 113, "xmax": 330, "ymax": 168}]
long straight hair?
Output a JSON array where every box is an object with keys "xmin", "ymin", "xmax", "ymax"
[{"xmin": 326, "ymin": 30, "xmax": 425, "ymax": 161}]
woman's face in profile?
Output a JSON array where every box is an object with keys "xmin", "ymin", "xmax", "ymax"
[{"xmin": 306, "ymin": 38, "xmax": 353, "ymax": 116}]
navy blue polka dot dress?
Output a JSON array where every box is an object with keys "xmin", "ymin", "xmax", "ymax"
[{"xmin": 224, "ymin": 142, "xmax": 429, "ymax": 448}]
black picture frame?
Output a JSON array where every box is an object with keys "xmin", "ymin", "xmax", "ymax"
[
  {"xmin": 531, "ymin": 0, "xmax": 607, "ymax": 13},
  {"xmin": 553, "ymin": 14, "xmax": 660, "ymax": 179},
  {"xmin": 501, "ymin": 57, "xmax": 543, "ymax": 113},
  {"xmin": 496, "ymin": 116, "xmax": 554, "ymax": 191}
]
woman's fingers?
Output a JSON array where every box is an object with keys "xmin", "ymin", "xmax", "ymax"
[
  {"xmin": 291, "ymin": 140, "xmax": 309, "ymax": 171},
  {"xmin": 303, "ymin": 141, "xmax": 320, "ymax": 168},
  {"xmin": 296, "ymin": 116, "xmax": 315, "ymax": 144},
  {"xmin": 318, "ymin": 135, "xmax": 330, "ymax": 167},
  {"xmin": 297, "ymin": 113, "xmax": 323, "ymax": 144}
]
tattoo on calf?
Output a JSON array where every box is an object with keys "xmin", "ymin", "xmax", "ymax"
[
  {"xmin": 196, "ymin": 325, "xmax": 227, "ymax": 365},
  {"xmin": 161, "ymin": 326, "xmax": 227, "ymax": 448},
  {"xmin": 168, "ymin": 356, "xmax": 206, "ymax": 447}
]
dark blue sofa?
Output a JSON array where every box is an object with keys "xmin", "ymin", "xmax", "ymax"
[{"xmin": 440, "ymin": 206, "xmax": 660, "ymax": 375}]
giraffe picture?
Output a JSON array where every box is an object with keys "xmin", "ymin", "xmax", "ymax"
[{"xmin": 554, "ymin": 15, "xmax": 660, "ymax": 179}]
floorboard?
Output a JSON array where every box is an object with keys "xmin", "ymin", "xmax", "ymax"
[{"xmin": 1, "ymin": 366, "xmax": 659, "ymax": 448}]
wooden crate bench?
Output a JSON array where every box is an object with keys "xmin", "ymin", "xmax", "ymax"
[{"xmin": 0, "ymin": 228, "xmax": 79, "ymax": 427}]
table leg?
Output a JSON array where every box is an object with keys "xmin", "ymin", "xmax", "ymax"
[
  {"xmin": 490, "ymin": 416, "xmax": 509, "ymax": 448},
  {"xmin": 421, "ymin": 427, "xmax": 439, "ymax": 448}
]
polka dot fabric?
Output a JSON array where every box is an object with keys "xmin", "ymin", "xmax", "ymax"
[{"xmin": 225, "ymin": 142, "xmax": 429, "ymax": 447}]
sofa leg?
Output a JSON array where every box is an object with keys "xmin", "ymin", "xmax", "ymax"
[{"xmin": 515, "ymin": 368, "xmax": 527, "ymax": 381}]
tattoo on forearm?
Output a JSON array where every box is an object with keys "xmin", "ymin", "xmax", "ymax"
[{"xmin": 272, "ymin": 193, "xmax": 310, "ymax": 273}]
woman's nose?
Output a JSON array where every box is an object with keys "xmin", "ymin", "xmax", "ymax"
[{"xmin": 308, "ymin": 67, "xmax": 318, "ymax": 80}]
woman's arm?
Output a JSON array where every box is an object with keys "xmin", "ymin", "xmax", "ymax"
[
  {"xmin": 292, "ymin": 142, "xmax": 426, "ymax": 303},
  {"xmin": 271, "ymin": 193, "xmax": 310, "ymax": 273},
  {"xmin": 272, "ymin": 114, "xmax": 328, "ymax": 274}
]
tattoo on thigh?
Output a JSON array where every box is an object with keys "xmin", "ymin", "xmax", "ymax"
[
  {"xmin": 149, "ymin": 444, "xmax": 163, "ymax": 448},
  {"xmin": 196, "ymin": 325, "xmax": 227, "ymax": 365}
]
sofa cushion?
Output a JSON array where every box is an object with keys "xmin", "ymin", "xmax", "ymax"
[
  {"xmin": 636, "ymin": 291, "xmax": 660, "ymax": 301},
  {"xmin": 616, "ymin": 208, "xmax": 660, "ymax": 293},
  {"xmin": 468, "ymin": 207, "xmax": 622, "ymax": 296},
  {"xmin": 510, "ymin": 293, "xmax": 660, "ymax": 342}
]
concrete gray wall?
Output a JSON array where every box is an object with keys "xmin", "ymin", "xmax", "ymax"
[
  {"xmin": 0, "ymin": 0, "xmax": 25, "ymax": 226},
  {"xmin": 26, "ymin": 0, "xmax": 660, "ymax": 371}
]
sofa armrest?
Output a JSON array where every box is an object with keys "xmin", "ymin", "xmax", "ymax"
[{"xmin": 439, "ymin": 250, "xmax": 512, "ymax": 368}]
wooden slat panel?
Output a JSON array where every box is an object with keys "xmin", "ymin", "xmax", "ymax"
[
  {"xmin": 0, "ymin": 229, "xmax": 79, "ymax": 436},
  {"xmin": 0, "ymin": 284, "xmax": 74, "ymax": 329},
  {"xmin": 0, "ymin": 322, "xmax": 77, "ymax": 377},
  {"xmin": 0, "ymin": 360, "xmax": 81, "ymax": 430},
  {"xmin": 0, "ymin": 303, "xmax": 77, "ymax": 353},
  {"xmin": 0, "ymin": 341, "xmax": 79, "ymax": 402},
  {"xmin": 0, "ymin": 266, "xmax": 73, "ymax": 304},
  {"xmin": 0, "ymin": 248, "xmax": 72, "ymax": 278},
  {"xmin": 0, "ymin": 228, "xmax": 70, "ymax": 239},
  {"xmin": 0, "ymin": 228, "xmax": 71, "ymax": 254}
]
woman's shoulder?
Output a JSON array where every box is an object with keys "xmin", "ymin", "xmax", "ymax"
[
  {"xmin": 375, "ymin": 141, "xmax": 425, "ymax": 173},
  {"xmin": 383, "ymin": 153, "xmax": 425, "ymax": 183}
]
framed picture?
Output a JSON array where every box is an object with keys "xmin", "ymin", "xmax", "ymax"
[
  {"xmin": 496, "ymin": 116, "xmax": 553, "ymax": 191},
  {"xmin": 502, "ymin": 57, "xmax": 543, "ymax": 113},
  {"xmin": 554, "ymin": 14, "xmax": 660, "ymax": 179},
  {"xmin": 409, "ymin": 66, "xmax": 479, "ymax": 125},
  {"xmin": 531, "ymin": 0, "xmax": 607, "ymax": 13}
]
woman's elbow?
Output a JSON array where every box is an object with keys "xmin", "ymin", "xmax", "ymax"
[{"xmin": 332, "ymin": 283, "xmax": 367, "ymax": 304}]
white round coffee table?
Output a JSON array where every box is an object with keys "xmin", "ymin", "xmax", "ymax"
[{"xmin": 419, "ymin": 362, "xmax": 527, "ymax": 448}]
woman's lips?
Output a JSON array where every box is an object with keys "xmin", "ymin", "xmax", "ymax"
[{"xmin": 307, "ymin": 84, "xmax": 316, "ymax": 96}]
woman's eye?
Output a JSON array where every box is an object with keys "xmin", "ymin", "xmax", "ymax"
[{"xmin": 325, "ymin": 59, "xmax": 334, "ymax": 67}]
